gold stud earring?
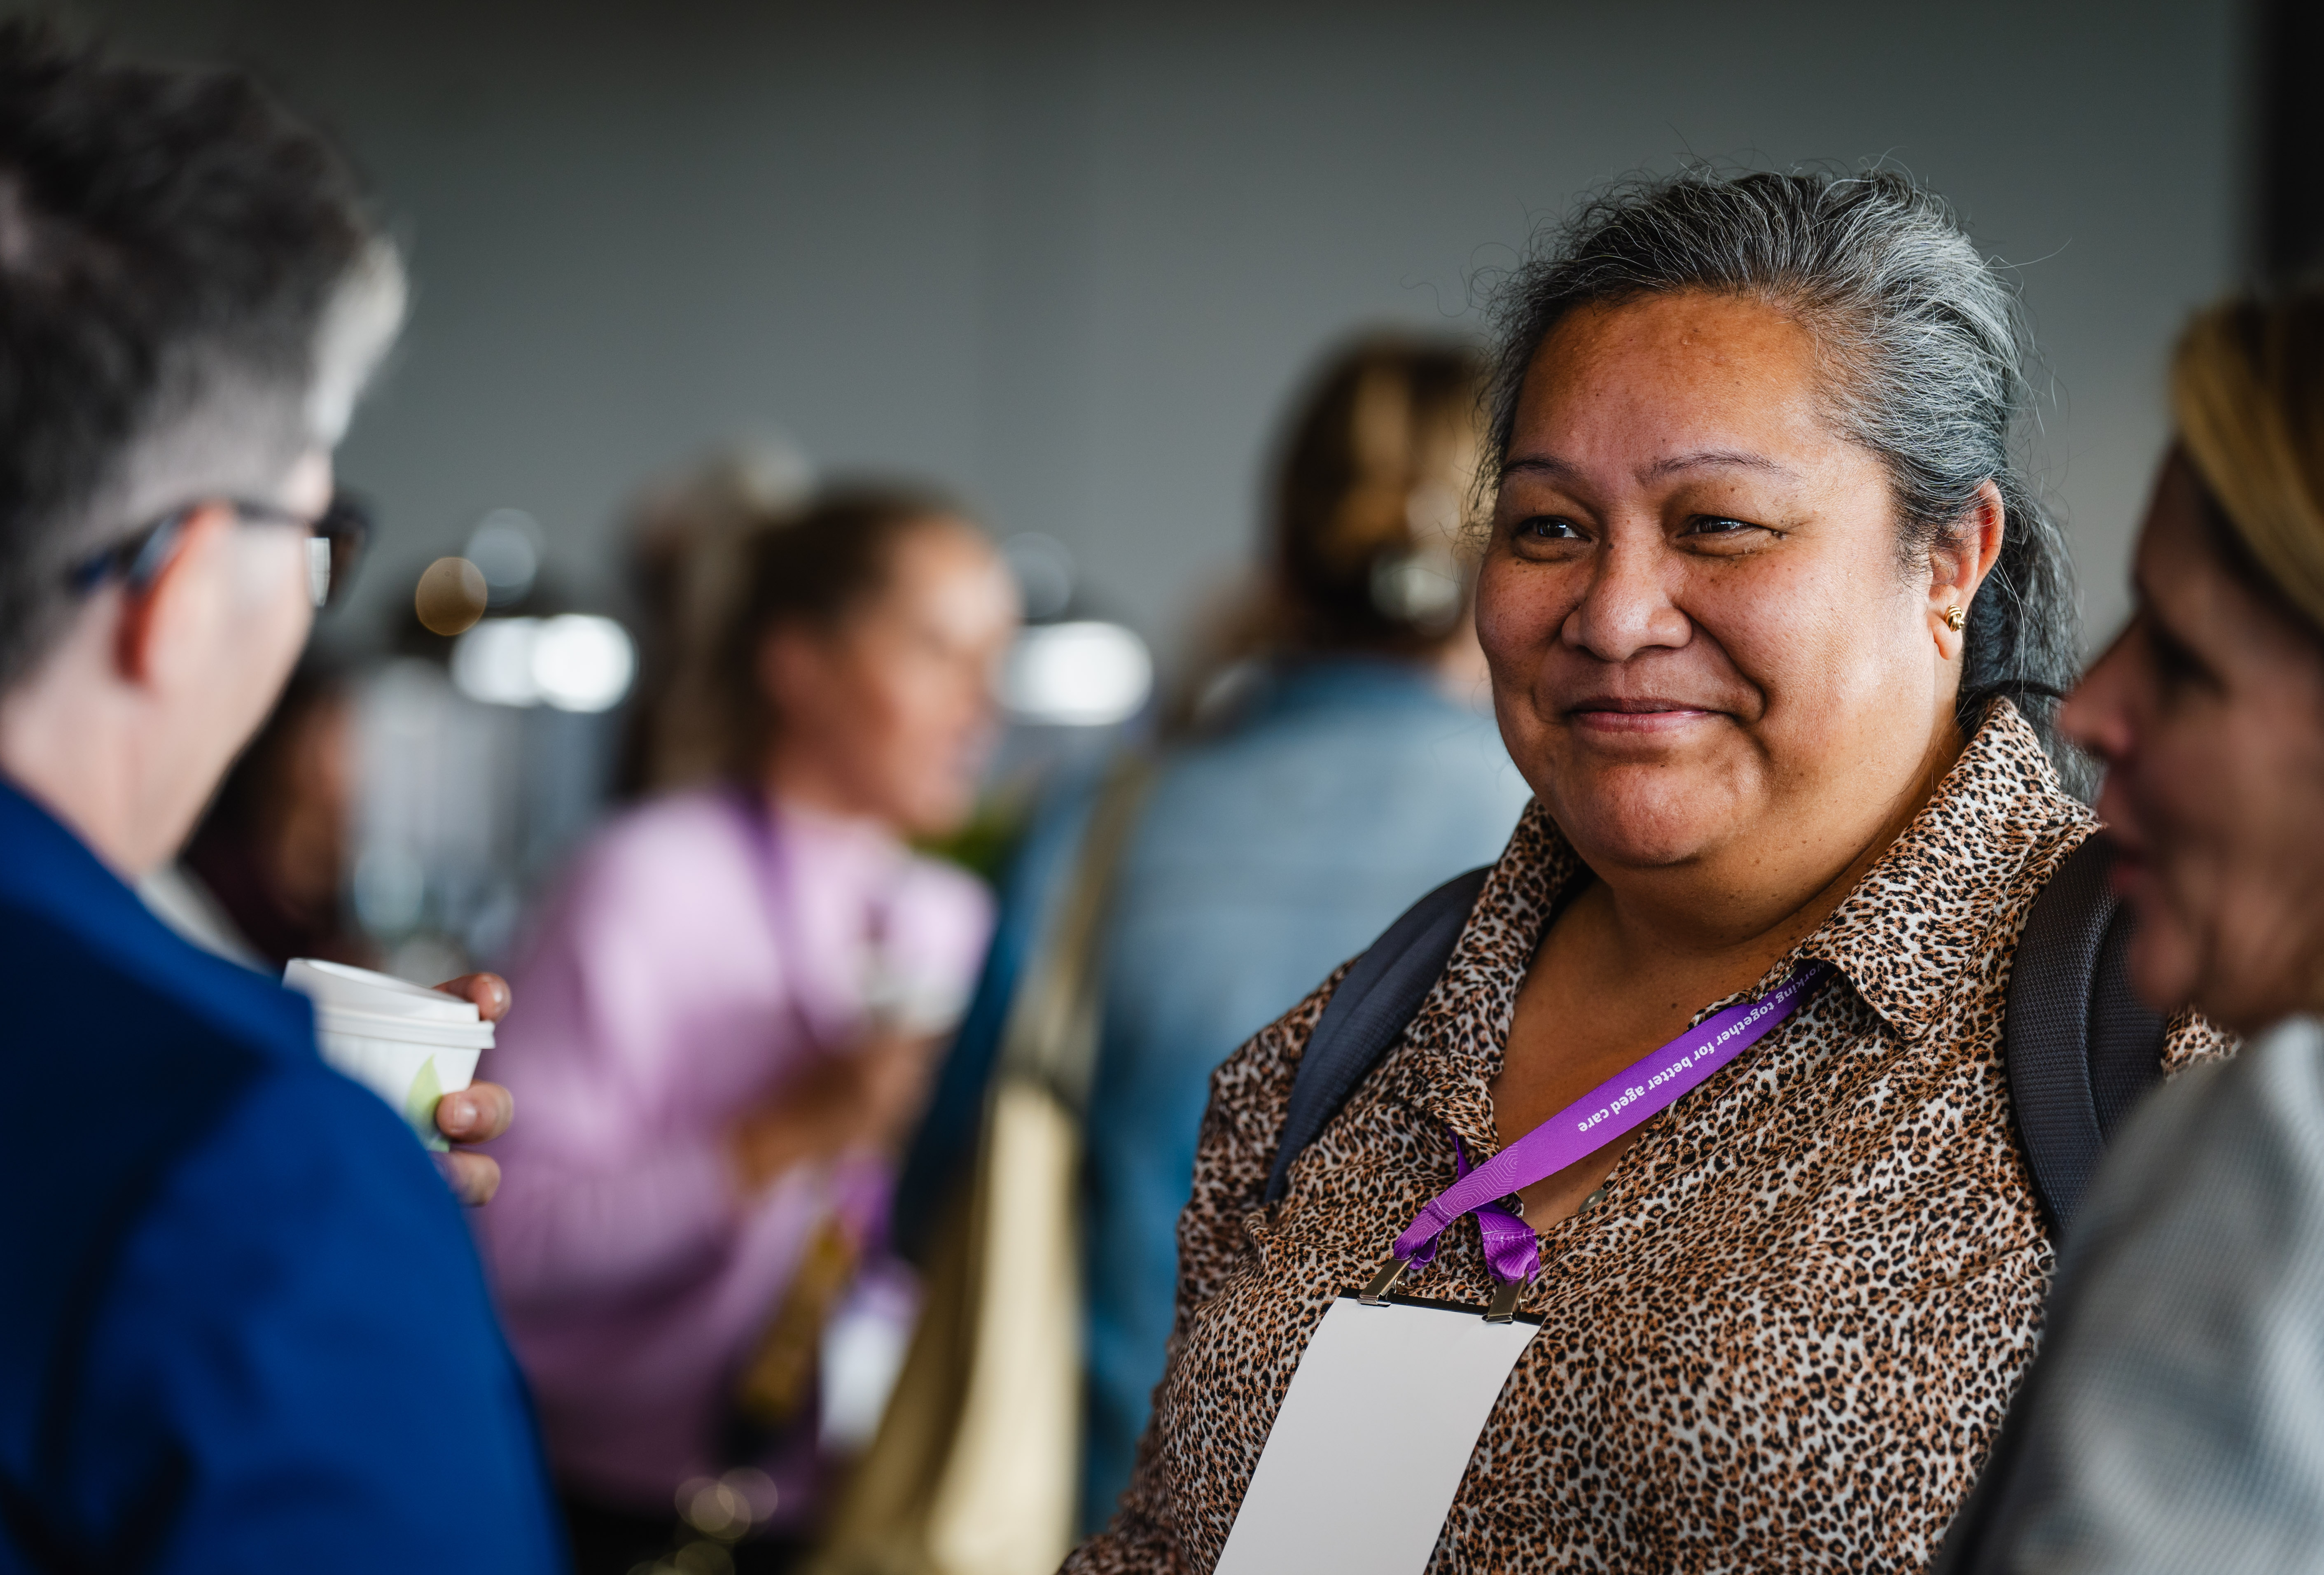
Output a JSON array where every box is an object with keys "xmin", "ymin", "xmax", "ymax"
[{"xmin": 1944, "ymin": 605, "xmax": 1967, "ymax": 632}]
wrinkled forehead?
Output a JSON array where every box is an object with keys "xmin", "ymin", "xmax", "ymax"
[{"xmin": 1504, "ymin": 292, "xmax": 1843, "ymax": 485}]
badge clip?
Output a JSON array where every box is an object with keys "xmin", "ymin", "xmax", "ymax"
[
  {"xmin": 1358, "ymin": 1254, "xmax": 1408, "ymax": 1305},
  {"xmin": 1483, "ymin": 1277, "xmax": 1526, "ymax": 1323}
]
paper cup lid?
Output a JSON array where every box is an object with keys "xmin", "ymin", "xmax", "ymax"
[
  {"xmin": 284, "ymin": 958, "xmax": 481, "ymax": 1025},
  {"xmin": 313, "ymin": 1003, "xmax": 495, "ymax": 1052}
]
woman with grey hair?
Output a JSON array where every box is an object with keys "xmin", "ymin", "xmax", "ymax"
[{"xmin": 1062, "ymin": 169, "xmax": 2228, "ymax": 1573}]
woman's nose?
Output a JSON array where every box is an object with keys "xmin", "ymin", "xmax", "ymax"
[
  {"xmin": 2060, "ymin": 622, "xmax": 2136, "ymax": 766},
  {"xmin": 1563, "ymin": 539, "xmax": 1690, "ymax": 661}
]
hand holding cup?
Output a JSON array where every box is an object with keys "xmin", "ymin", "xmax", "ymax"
[
  {"xmin": 283, "ymin": 959, "xmax": 517, "ymax": 1207},
  {"xmin": 430, "ymin": 973, "xmax": 514, "ymax": 1206}
]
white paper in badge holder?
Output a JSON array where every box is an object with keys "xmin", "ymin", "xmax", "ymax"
[{"xmin": 1213, "ymin": 1295, "xmax": 1540, "ymax": 1575}]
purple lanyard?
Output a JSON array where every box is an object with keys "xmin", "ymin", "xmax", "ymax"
[
  {"xmin": 1363, "ymin": 961, "xmax": 1832, "ymax": 1318},
  {"xmin": 729, "ymin": 786, "xmax": 835, "ymax": 1056}
]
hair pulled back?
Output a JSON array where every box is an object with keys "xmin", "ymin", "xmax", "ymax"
[
  {"xmin": 1272, "ymin": 336, "xmax": 1485, "ymax": 652},
  {"xmin": 1485, "ymin": 168, "xmax": 2083, "ymax": 782}
]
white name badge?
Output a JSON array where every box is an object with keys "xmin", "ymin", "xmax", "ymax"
[{"xmin": 1213, "ymin": 1292, "xmax": 1542, "ymax": 1575}]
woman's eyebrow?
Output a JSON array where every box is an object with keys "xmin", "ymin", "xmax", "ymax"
[
  {"xmin": 1640, "ymin": 449, "xmax": 1790, "ymax": 481},
  {"xmin": 2131, "ymin": 562, "xmax": 2219, "ymax": 674},
  {"xmin": 1498, "ymin": 450, "xmax": 1792, "ymax": 483},
  {"xmin": 1500, "ymin": 453, "xmax": 1581, "ymax": 483}
]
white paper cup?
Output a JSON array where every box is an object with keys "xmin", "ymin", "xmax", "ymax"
[{"xmin": 284, "ymin": 959, "xmax": 495, "ymax": 1150}]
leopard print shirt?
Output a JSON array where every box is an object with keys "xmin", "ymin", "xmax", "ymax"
[{"xmin": 1064, "ymin": 703, "xmax": 2231, "ymax": 1575}]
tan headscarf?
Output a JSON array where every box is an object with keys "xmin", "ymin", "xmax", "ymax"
[{"xmin": 2172, "ymin": 294, "xmax": 2324, "ymax": 635}]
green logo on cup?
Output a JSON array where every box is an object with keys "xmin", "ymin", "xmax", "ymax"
[{"xmin": 404, "ymin": 1056, "xmax": 448, "ymax": 1151}]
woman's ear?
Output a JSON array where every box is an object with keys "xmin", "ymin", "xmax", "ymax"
[
  {"xmin": 1928, "ymin": 479, "xmax": 2007, "ymax": 662},
  {"xmin": 116, "ymin": 504, "xmax": 238, "ymax": 687},
  {"xmin": 755, "ymin": 623, "xmax": 834, "ymax": 732},
  {"xmin": 754, "ymin": 625, "xmax": 797, "ymax": 716}
]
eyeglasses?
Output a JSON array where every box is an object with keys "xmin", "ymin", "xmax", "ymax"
[{"xmin": 68, "ymin": 489, "xmax": 371, "ymax": 610}]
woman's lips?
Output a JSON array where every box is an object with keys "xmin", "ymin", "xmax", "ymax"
[
  {"xmin": 1565, "ymin": 700, "xmax": 1718, "ymax": 733},
  {"xmin": 2093, "ymin": 785, "xmax": 2151, "ymax": 897},
  {"xmin": 2102, "ymin": 828, "xmax": 2151, "ymax": 899}
]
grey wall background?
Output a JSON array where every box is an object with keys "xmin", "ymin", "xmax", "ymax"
[{"xmin": 60, "ymin": 0, "xmax": 2244, "ymax": 670}]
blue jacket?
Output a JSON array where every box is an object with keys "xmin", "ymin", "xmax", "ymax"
[{"xmin": 0, "ymin": 780, "xmax": 561, "ymax": 1573}]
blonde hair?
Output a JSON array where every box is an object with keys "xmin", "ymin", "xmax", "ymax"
[{"xmin": 2173, "ymin": 294, "xmax": 2324, "ymax": 635}]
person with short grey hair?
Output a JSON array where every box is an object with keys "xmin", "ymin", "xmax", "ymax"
[
  {"xmin": 0, "ymin": 23, "xmax": 558, "ymax": 1570},
  {"xmin": 1063, "ymin": 168, "xmax": 2225, "ymax": 1573}
]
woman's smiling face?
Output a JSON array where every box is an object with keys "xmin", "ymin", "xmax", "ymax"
[{"xmin": 1477, "ymin": 289, "xmax": 1985, "ymax": 885}]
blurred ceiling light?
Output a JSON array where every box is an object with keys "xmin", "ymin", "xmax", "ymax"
[
  {"xmin": 450, "ymin": 614, "xmax": 637, "ymax": 713},
  {"xmin": 1000, "ymin": 532, "xmax": 1076, "ymax": 622},
  {"xmin": 1001, "ymin": 620, "xmax": 1152, "ymax": 726},
  {"xmin": 449, "ymin": 618, "xmax": 540, "ymax": 707},
  {"xmin": 464, "ymin": 509, "xmax": 545, "ymax": 607},
  {"xmin": 532, "ymin": 614, "xmax": 637, "ymax": 712}
]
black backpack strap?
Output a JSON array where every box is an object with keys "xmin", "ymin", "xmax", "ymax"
[
  {"xmin": 1262, "ymin": 867, "xmax": 1491, "ymax": 1205},
  {"xmin": 1261, "ymin": 834, "xmax": 2163, "ymax": 1230},
  {"xmin": 2004, "ymin": 830, "xmax": 2168, "ymax": 1236}
]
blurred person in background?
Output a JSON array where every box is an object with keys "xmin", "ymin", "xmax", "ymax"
[
  {"xmin": 142, "ymin": 660, "xmax": 376, "ymax": 969},
  {"xmin": 474, "ymin": 487, "xmax": 1018, "ymax": 1573},
  {"xmin": 0, "ymin": 23, "xmax": 551, "ymax": 1570},
  {"xmin": 903, "ymin": 336, "xmax": 1531, "ymax": 1533},
  {"xmin": 1943, "ymin": 289, "xmax": 2324, "ymax": 1573}
]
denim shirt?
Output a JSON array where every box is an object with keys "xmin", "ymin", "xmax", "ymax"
[{"xmin": 1078, "ymin": 658, "xmax": 1530, "ymax": 1525}]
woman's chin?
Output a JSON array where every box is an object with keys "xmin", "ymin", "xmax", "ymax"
[
  {"xmin": 1543, "ymin": 761, "xmax": 1759, "ymax": 872},
  {"xmin": 890, "ymin": 786, "xmax": 976, "ymax": 842},
  {"xmin": 2125, "ymin": 922, "xmax": 2205, "ymax": 1022},
  {"xmin": 1554, "ymin": 800, "xmax": 1747, "ymax": 873}
]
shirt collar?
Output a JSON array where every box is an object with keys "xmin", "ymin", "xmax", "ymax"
[
  {"xmin": 0, "ymin": 774, "xmax": 142, "ymax": 918},
  {"xmin": 0, "ymin": 774, "xmax": 315, "ymax": 1061},
  {"xmin": 1397, "ymin": 700, "xmax": 2088, "ymax": 1148},
  {"xmin": 1791, "ymin": 700, "xmax": 2091, "ymax": 1041}
]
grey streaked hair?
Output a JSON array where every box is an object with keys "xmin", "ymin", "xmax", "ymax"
[
  {"xmin": 306, "ymin": 240, "xmax": 409, "ymax": 448},
  {"xmin": 1484, "ymin": 168, "xmax": 2088, "ymax": 792},
  {"xmin": 0, "ymin": 23, "xmax": 397, "ymax": 691}
]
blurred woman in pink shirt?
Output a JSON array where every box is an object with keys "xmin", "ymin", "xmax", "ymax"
[{"xmin": 474, "ymin": 487, "xmax": 1018, "ymax": 1573}]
